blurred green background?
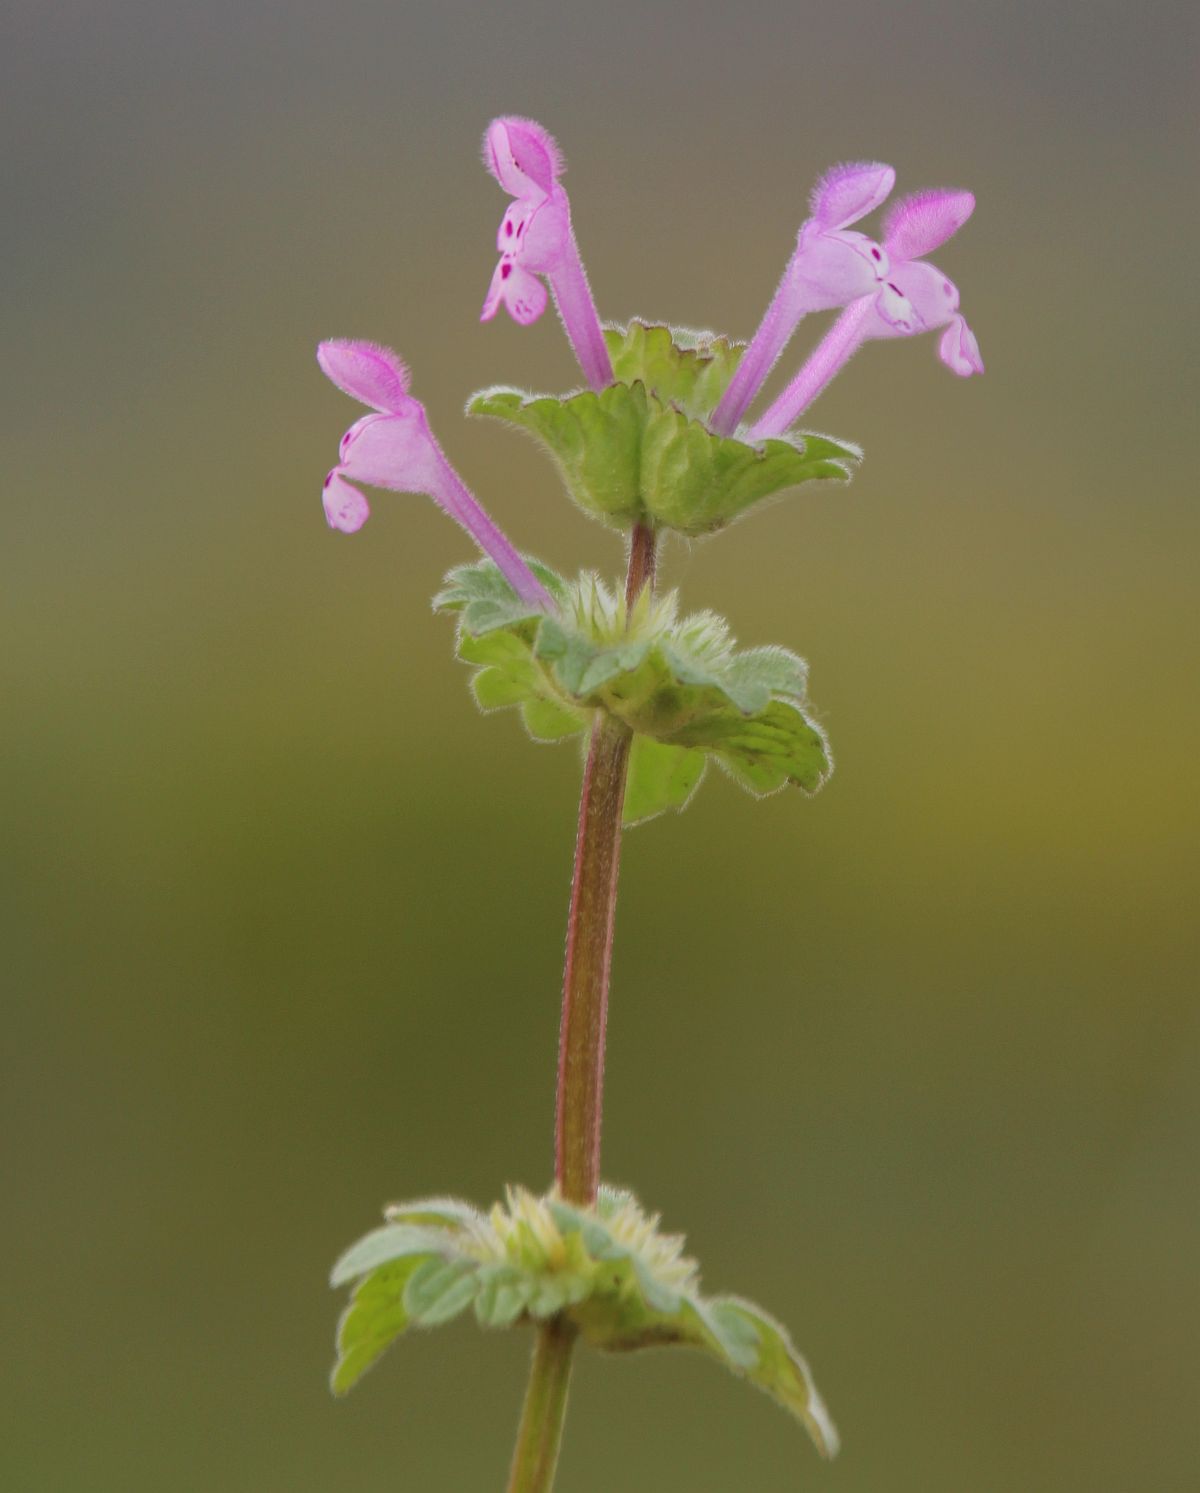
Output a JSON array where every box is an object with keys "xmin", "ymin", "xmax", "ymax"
[{"xmin": 3, "ymin": 1, "xmax": 1196, "ymax": 1489}]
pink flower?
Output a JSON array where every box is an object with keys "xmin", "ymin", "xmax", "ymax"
[
  {"xmin": 749, "ymin": 189, "xmax": 983, "ymax": 438},
  {"xmin": 317, "ymin": 339, "xmax": 552, "ymax": 609},
  {"xmin": 707, "ymin": 162, "xmax": 898, "ymax": 436},
  {"xmin": 480, "ymin": 116, "xmax": 614, "ymax": 392}
]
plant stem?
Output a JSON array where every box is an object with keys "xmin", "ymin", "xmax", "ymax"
[
  {"xmin": 625, "ymin": 521, "xmax": 657, "ymax": 610},
  {"xmin": 554, "ymin": 709, "xmax": 632, "ymax": 1203},
  {"xmin": 556, "ymin": 519, "xmax": 656, "ymax": 1202},
  {"xmin": 505, "ymin": 1319, "xmax": 578, "ymax": 1493},
  {"xmin": 505, "ymin": 526, "xmax": 656, "ymax": 1492}
]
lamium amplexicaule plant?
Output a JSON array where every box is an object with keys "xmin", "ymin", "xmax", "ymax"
[{"xmin": 318, "ymin": 116, "xmax": 982, "ymax": 1492}]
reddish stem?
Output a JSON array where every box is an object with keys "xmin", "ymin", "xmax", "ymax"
[
  {"xmin": 554, "ymin": 712, "xmax": 632, "ymax": 1202},
  {"xmin": 554, "ymin": 522, "xmax": 657, "ymax": 1204},
  {"xmin": 509, "ymin": 524, "xmax": 658, "ymax": 1493},
  {"xmin": 625, "ymin": 521, "xmax": 657, "ymax": 610}
]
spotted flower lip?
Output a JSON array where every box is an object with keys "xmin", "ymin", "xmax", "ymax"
[
  {"xmin": 480, "ymin": 116, "xmax": 614, "ymax": 392},
  {"xmin": 706, "ymin": 161, "xmax": 896, "ymax": 437},
  {"xmin": 749, "ymin": 188, "xmax": 983, "ymax": 438},
  {"xmin": 317, "ymin": 339, "xmax": 552, "ymax": 610}
]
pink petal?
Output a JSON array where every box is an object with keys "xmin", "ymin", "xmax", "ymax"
[
  {"xmin": 322, "ymin": 470, "xmax": 370, "ymax": 533},
  {"xmin": 480, "ymin": 257, "xmax": 508, "ymax": 322},
  {"xmin": 875, "ymin": 280, "xmax": 919, "ymax": 334},
  {"xmin": 336, "ymin": 407, "xmax": 554, "ymax": 610},
  {"xmin": 883, "ymin": 189, "xmax": 975, "ymax": 263},
  {"xmin": 792, "ymin": 228, "xmax": 889, "ymax": 310},
  {"xmin": 809, "ymin": 161, "xmax": 896, "ymax": 229},
  {"xmin": 497, "ymin": 260, "xmax": 549, "ymax": 325},
  {"xmin": 710, "ymin": 225, "xmax": 885, "ymax": 436},
  {"xmin": 939, "ymin": 314, "xmax": 984, "ymax": 375},
  {"xmin": 517, "ymin": 195, "xmax": 569, "ymax": 271},
  {"xmin": 317, "ymin": 340, "xmax": 411, "ymax": 414},
  {"xmin": 338, "ymin": 410, "xmax": 440, "ymax": 492},
  {"xmin": 870, "ymin": 260, "xmax": 959, "ymax": 338},
  {"xmin": 495, "ymin": 199, "xmax": 531, "ymax": 253},
  {"xmin": 483, "ymin": 116, "xmax": 562, "ymax": 197}
]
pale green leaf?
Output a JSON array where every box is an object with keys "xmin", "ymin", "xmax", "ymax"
[
  {"xmin": 520, "ymin": 696, "xmax": 587, "ymax": 742},
  {"xmin": 330, "ymin": 1224, "xmax": 453, "ymax": 1288},
  {"xmin": 330, "ymin": 1256, "xmax": 428, "ymax": 1396},
  {"xmin": 468, "ymin": 384, "xmax": 648, "ymax": 529},
  {"xmin": 382, "ymin": 1197, "xmax": 487, "ymax": 1230},
  {"xmin": 474, "ymin": 1266, "xmax": 534, "ymax": 1329},
  {"xmin": 603, "ymin": 320, "xmax": 745, "ymax": 422},
  {"xmin": 698, "ymin": 701, "xmax": 831, "ymax": 797},
  {"xmin": 433, "ymin": 558, "xmax": 565, "ymax": 634},
  {"xmin": 704, "ymin": 1297, "xmax": 840, "ymax": 1458},
  {"xmin": 437, "ymin": 561, "xmax": 832, "ymax": 816},
  {"xmin": 717, "ymin": 645, "xmax": 809, "ymax": 712},
  {"xmin": 468, "ymin": 376, "xmax": 858, "ymax": 538},
  {"xmin": 623, "ymin": 738, "xmax": 707, "ymax": 825},
  {"xmin": 403, "ymin": 1256, "xmax": 480, "ymax": 1326},
  {"xmin": 472, "ymin": 665, "xmax": 538, "ymax": 711}
]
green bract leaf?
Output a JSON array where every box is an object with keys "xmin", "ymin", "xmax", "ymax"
[
  {"xmin": 467, "ymin": 324, "xmax": 858, "ymax": 538},
  {"xmin": 468, "ymin": 381, "xmax": 857, "ymax": 537},
  {"xmin": 436, "ymin": 562, "xmax": 832, "ymax": 824},
  {"xmin": 602, "ymin": 320, "xmax": 744, "ymax": 423},
  {"xmin": 330, "ymin": 1184, "xmax": 838, "ymax": 1457}
]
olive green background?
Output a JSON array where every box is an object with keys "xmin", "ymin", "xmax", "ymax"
[{"xmin": 4, "ymin": 1, "xmax": 1196, "ymax": 1489}]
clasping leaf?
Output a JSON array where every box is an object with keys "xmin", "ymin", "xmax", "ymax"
[
  {"xmin": 468, "ymin": 322, "xmax": 859, "ymax": 537},
  {"xmin": 436, "ymin": 561, "xmax": 832, "ymax": 825},
  {"xmin": 330, "ymin": 1183, "xmax": 838, "ymax": 1458}
]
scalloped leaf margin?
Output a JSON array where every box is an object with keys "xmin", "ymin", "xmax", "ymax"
[
  {"xmin": 467, "ymin": 321, "xmax": 859, "ymax": 538},
  {"xmin": 434, "ymin": 561, "xmax": 832, "ymax": 825},
  {"xmin": 330, "ymin": 1185, "xmax": 838, "ymax": 1458}
]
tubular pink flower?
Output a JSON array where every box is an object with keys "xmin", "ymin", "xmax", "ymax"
[
  {"xmin": 749, "ymin": 189, "xmax": 983, "ymax": 438},
  {"xmin": 481, "ymin": 116, "xmax": 614, "ymax": 392},
  {"xmin": 707, "ymin": 162, "xmax": 897, "ymax": 436},
  {"xmin": 317, "ymin": 339, "xmax": 553, "ymax": 609}
]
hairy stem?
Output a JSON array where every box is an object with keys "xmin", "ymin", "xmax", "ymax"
[
  {"xmin": 556, "ymin": 520, "xmax": 656, "ymax": 1201},
  {"xmin": 505, "ymin": 528, "xmax": 656, "ymax": 1493},
  {"xmin": 505, "ymin": 1319, "xmax": 578, "ymax": 1493},
  {"xmin": 625, "ymin": 521, "xmax": 657, "ymax": 610},
  {"xmin": 554, "ymin": 710, "xmax": 633, "ymax": 1203}
]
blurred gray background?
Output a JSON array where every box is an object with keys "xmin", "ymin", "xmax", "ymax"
[{"xmin": 3, "ymin": 1, "xmax": 1197, "ymax": 1489}]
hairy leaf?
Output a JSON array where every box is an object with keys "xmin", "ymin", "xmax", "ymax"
[
  {"xmin": 623, "ymin": 737, "xmax": 707, "ymax": 826},
  {"xmin": 468, "ymin": 360, "xmax": 858, "ymax": 537},
  {"xmin": 403, "ymin": 1257, "xmax": 480, "ymax": 1326},
  {"xmin": 436, "ymin": 562, "xmax": 832, "ymax": 821},
  {"xmin": 330, "ymin": 1224, "xmax": 453, "ymax": 1288},
  {"xmin": 603, "ymin": 320, "xmax": 744, "ymax": 422},
  {"xmin": 330, "ymin": 1184, "xmax": 837, "ymax": 1455},
  {"xmin": 331, "ymin": 1255, "xmax": 428, "ymax": 1396}
]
